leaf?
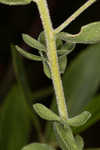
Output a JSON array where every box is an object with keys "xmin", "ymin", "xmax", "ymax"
[
  {"xmin": 67, "ymin": 111, "xmax": 91, "ymax": 127},
  {"xmin": 22, "ymin": 143, "xmax": 55, "ymax": 150},
  {"xmin": 0, "ymin": 0, "xmax": 31, "ymax": 5},
  {"xmin": 11, "ymin": 45, "xmax": 41, "ymax": 137},
  {"xmin": 75, "ymin": 135, "xmax": 84, "ymax": 150},
  {"xmin": 63, "ymin": 43, "xmax": 100, "ymax": 117},
  {"xmin": 0, "ymin": 85, "xmax": 31, "ymax": 150},
  {"xmin": 33, "ymin": 103, "xmax": 60, "ymax": 121},
  {"xmin": 22, "ymin": 34, "xmax": 46, "ymax": 52},
  {"xmin": 16, "ymin": 45, "xmax": 42, "ymax": 61},
  {"xmin": 53, "ymin": 122, "xmax": 78, "ymax": 150},
  {"xmin": 59, "ymin": 56, "xmax": 67, "ymax": 74},
  {"xmin": 43, "ymin": 61, "xmax": 51, "ymax": 78},
  {"xmin": 57, "ymin": 22, "xmax": 100, "ymax": 44},
  {"xmin": 74, "ymin": 94, "xmax": 100, "ymax": 133}
]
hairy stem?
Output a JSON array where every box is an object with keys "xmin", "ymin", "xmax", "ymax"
[
  {"xmin": 55, "ymin": 0, "xmax": 96, "ymax": 34},
  {"xmin": 34, "ymin": 0, "xmax": 68, "ymax": 120}
]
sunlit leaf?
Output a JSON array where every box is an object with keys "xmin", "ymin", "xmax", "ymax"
[
  {"xmin": 0, "ymin": 85, "xmax": 31, "ymax": 150},
  {"xmin": 57, "ymin": 22, "xmax": 100, "ymax": 44},
  {"xmin": 33, "ymin": 103, "xmax": 60, "ymax": 121},
  {"xmin": 22, "ymin": 143, "xmax": 55, "ymax": 150},
  {"xmin": 22, "ymin": 34, "xmax": 46, "ymax": 52},
  {"xmin": 16, "ymin": 45, "xmax": 42, "ymax": 61}
]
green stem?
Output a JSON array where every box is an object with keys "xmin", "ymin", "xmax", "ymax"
[
  {"xmin": 54, "ymin": 0, "xmax": 96, "ymax": 34},
  {"xmin": 34, "ymin": 0, "xmax": 68, "ymax": 120}
]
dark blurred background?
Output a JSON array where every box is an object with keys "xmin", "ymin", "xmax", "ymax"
[{"xmin": 0, "ymin": 0, "xmax": 100, "ymax": 148}]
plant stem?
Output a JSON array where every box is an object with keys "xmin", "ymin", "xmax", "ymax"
[
  {"xmin": 34, "ymin": 0, "xmax": 68, "ymax": 120},
  {"xmin": 54, "ymin": 0, "xmax": 96, "ymax": 34}
]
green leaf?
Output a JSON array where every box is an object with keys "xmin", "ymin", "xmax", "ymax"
[
  {"xmin": 74, "ymin": 94, "xmax": 100, "ymax": 133},
  {"xmin": 43, "ymin": 61, "xmax": 51, "ymax": 78},
  {"xmin": 22, "ymin": 34, "xmax": 46, "ymax": 52},
  {"xmin": 57, "ymin": 22, "xmax": 100, "ymax": 44},
  {"xmin": 59, "ymin": 56, "xmax": 67, "ymax": 74},
  {"xmin": 0, "ymin": 85, "xmax": 31, "ymax": 150},
  {"xmin": 0, "ymin": 0, "xmax": 31, "ymax": 5},
  {"xmin": 22, "ymin": 143, "xmax": 55, "ymax": 150},
  {"xmin": 11, "ymin": 45, "xmax": 42, "ymax": 138},
  {"xmin": 53, "ymin": 122, "xmax": 78, "ymax": 150},
  {"xmin": 16, "ymin": 45, "xmax": 42, "ymax": 61},
  {"xmin": 33, "ymin": 103, "xmax": 60, "ymax": 121},
  {"xmin": 75, "ymin": 135, "xmax": 84, "ymax": 150},
  {"xmin": 63, "ymin": 43, "xmax": 100, "ymax": 117},
  {"xmin": 67, "ymin": 111, "xmax": 91, "ymax": 127}
]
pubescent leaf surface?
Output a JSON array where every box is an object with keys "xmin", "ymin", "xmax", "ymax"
[
  {"xmin": 33, "ymin": 103, "xmax": 60, "ymax": 121},
  {"xmin": 57, "ymin": 22, "xmax": 100, "ymax": 44},
  {"xmin": 22, "ymin": 34, "xmax": 46, "ymax": 52},
  {"xmin": 16, "ymin": 46, "xmax": 42, "ymax": 61}
]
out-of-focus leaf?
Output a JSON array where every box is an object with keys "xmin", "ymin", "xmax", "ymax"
[
  {"xmin": 57, "ymin": 22, "xmax": 100, "ymax": 44},
  {"xmin": 16, "ymin": 46, "xmax": 42, "ymax": 61},
  {"xmin": 22, "ymin": 143, "xmax": 55, "ymax": 150},
  {"xmin": 74, "ymin": 94, "xmax": 100, "ymax": 133},
  {"xmin": 0, "ymin": 85, "xmax": 31, "ymax": 150},
  {"xmin": 22, "ymin": 34, "xmax": 46, "ymax": 52},
  {"xmin": 0, "ymin": 0, "xmax": 31, "ymax": 5},
  {"xmin": 11, "ymin": 45, "xmax": 41, "ymax": 137},
  {"xmin": 33, "ymin": 103, "xmax": 60, "ymax": 121},
  {"xmin": 67, "ymin": 111, "xmax": 91, "ymax": 127},
  {"xmin": 63, "ymin": 43, "xmax": 100, "ymax": 117}
]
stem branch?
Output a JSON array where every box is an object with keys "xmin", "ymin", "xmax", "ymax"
[
  {"xmin": 54, "ymin": 0, "xmax": 96, "ymax": 34},
  {"xmin": 34, "ymin": 0, "xmax": 68, "ymax": 120}
]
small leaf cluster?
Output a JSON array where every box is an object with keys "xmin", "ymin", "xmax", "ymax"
[{"xmin": 16, "ymin": 32, "xmax": 75, "ymax": 78}]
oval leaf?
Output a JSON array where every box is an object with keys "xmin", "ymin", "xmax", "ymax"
[
  {"xmin": 58, "ymin": 56, "xmax": 67, "ymax": 74},
  {"xmin": 57, "ymin": 22, "xmax": 100, "ymax": 44},
  {"xmin": 33, "ymin": 103, "xmax": 60, "ymax": 121},
  {"xmin": 67, "ymin": 111, "xmax": 91, "ymax": 127},
  {"xmin": 0, "ymin": 0, "xmax": 31, "ymax": 5},
  {"xmin": 16, "ymin": 45, "xmax": 42, "ymax": 61},
  {"xmin": 22, "ymin": 143, "xmax": 55, "ymax": 150},
  {"xmin": 53, "ymin": 123, "xmax": 78, "ymax": 150},
  {"xmin": 63, "ymin": 43, "xmax": 100, "ymax": 117},
  {"xmin": 22, "ymin": 34, "xmax": 46, "ymax": 52},
  {"xmin": 75, "ymin": 135, "xmax": 84, "ymax": 150}
]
